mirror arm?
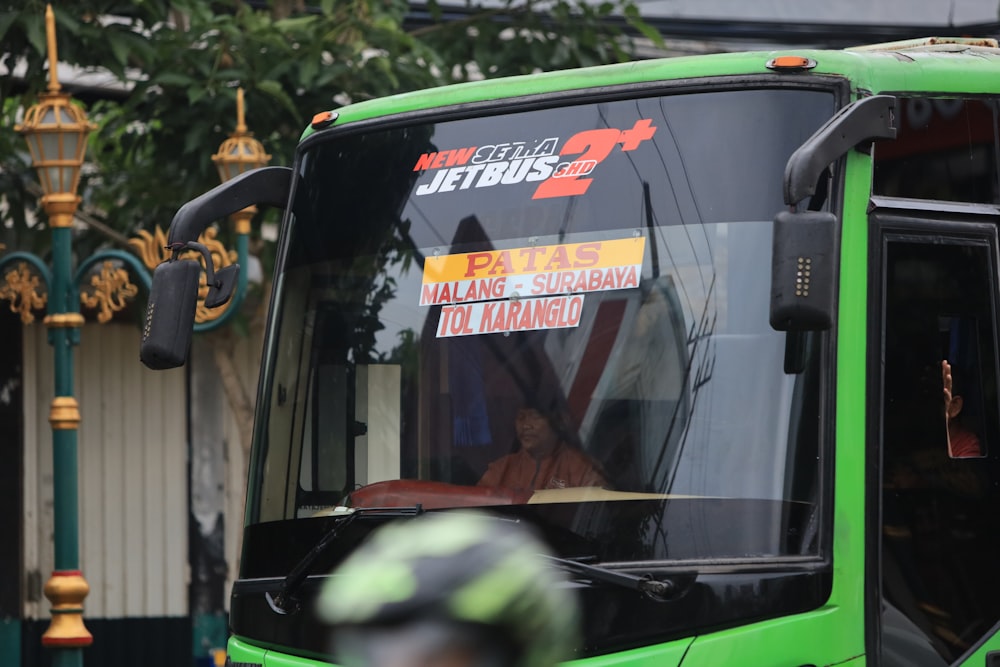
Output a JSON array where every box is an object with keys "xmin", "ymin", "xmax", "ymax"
[
  {"xmin": 770, "ymin": 95, "xmax": 898, "ymax": 333},
  {"xmin": 167, "ymin": 241, "xmax": 217, "ymax": 285},
  {"xmin": 164, "ymin": 240, "xmax": 238, "ymax": 308},
  {"xmin": 783, "ymin": 95, "xmax": 897, "ymax": 207},
  {"xmin": 166, "ymin": 166, "xmax": 292, "ymax": 244}
]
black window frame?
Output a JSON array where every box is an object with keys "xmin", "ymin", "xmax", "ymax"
[{"xmin": 868, "ymin": 203, "xmax": 1000, "ymax": 666}]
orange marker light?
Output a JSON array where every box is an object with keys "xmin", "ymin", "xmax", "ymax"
[
  {"xmin": 311, "ymin": 111, "xmax": 338, "ymax": 130},
  {"xmin": 766, "ymin": 55, "xmax": 818, "ymax": 71}
]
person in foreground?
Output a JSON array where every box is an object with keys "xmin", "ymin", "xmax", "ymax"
[
  {"xmin": 317, "ymin": 511, "xmax": 581, "ymax": 667},
  {"xmin": 478, "ymin": 402, "xmax": 608, "ymax": 494}
]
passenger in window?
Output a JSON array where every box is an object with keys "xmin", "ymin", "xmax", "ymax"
[
  {"xmin": 478, "ymin": 401, "xmax": 607, "ymax": 494},
  {"xmin": 942, "ymin": 360, "xmax": 982, "ymax": 459}
]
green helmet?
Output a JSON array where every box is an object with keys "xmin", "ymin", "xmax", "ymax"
[{"xmin": 317, "ymin": 511, "xmax": 580, "ymax": 667}]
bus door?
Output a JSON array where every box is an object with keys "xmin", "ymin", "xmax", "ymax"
[
  {"xmin": 871, "ymin": 214, "xmax": 1000, "ymax": 666},
  {"xmin": 870, "ymin": 94, "xmax": 1000, "ymax": 666}
]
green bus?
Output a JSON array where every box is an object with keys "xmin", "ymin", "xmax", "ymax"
[{"xmin": 143, "ymin": 37, "xmax": 1000, "ymax": 667}]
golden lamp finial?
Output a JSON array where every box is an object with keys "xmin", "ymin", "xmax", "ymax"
[
  {"xmin": 236, "ymin": 87, "xmax": 247, "ymax": 134},
  {"xmin": 45, "ymin": 4, "xmax": 60, "ymax": 93}
]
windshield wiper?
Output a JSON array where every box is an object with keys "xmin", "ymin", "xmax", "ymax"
[
  {"xmin": 266, "ymin": 505, "xmax": 424, "ymax": 615},
  {"xmin": 544, "ymin": 555, "xmax": 686, "ymax": 602}
]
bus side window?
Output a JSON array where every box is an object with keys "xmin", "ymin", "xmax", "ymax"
[
  {"xmin": 880, "ymin": 237, "xmax": 1000, "ymax": 666},
  {"xmin": 873, "ymin": 97, "xmax": 1000, "ymax": 204}
]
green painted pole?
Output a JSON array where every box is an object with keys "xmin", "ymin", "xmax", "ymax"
[
  {"xmin": 17, "ymin": 7, "xmax": 98, "ymax": 665},
  {"xmin": 40, "ymin": 198, "xmax": 91, "ymax": 667},
  {"xmin": 235, "ymin": 217, "xmax": 250, "ymax": 300},
  {"xmin": 49, "ymin": 226, "xmax": 79, "ymax": 568}
]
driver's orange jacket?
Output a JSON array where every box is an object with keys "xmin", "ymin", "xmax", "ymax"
[{"xmin": 477, "ymin": 442, "xmax": 607, "ymax": 494}]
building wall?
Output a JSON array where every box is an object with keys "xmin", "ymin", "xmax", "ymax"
[
  {"xmin": 22, "ymin": 322, "xmax": 187, "ymax": 621},
  {"xmin": 18, "ymin": 319, "xmax": 263, "ymax": 666}
]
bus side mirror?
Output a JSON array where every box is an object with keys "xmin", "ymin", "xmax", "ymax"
[
  {"xmin": 140, "ymin": 258, "xmax": 201, "ymax": 370},
  {"xmin": 770, "ymin": 211, "xmax": 836, "ymax": 331},
  {"xmin": 770, "ymin": 95, "xmax": 897, "ymax": 332},
  {"xmin": 140, "ymin": 166, "xmax": 292, "ymax": 370},
  {"xmin": 140, "ymin": 241, "xmax": 241, "ymax": 370}
]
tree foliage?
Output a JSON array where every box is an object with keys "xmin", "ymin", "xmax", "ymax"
[
  {"xmin": 1, "ymin": 0, "xmax": 655, "ymax": 253},
  {"xmin": 0, "ymin": 0, "xmax": 656, "ymax": 478}
]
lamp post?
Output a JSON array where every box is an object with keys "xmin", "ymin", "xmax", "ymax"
[
  {"xmin": 5, "ymin": 15, "xmax": 268, "ymax": 666},
  {"xmin": 127, "ymin": 86, "xmax": 268, "ymax": 328},
  {"xmin": 15, "ymin": 5, "xmax": 95, "ymax": 666},
  {"xmin": 212, "ymin": 88, "xmax": 271, "ymax": 303}
]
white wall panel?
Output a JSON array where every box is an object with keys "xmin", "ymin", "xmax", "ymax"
[
  {"xmin": 24, "ymin": 323, "xmax": 187, "ymax": 619},
  {"xmin": 22, "ymin": 322, "xmax": 49, "ymax": 622}
]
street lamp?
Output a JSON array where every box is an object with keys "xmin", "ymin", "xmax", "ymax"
[
  {"xmin": 5, "ymin": 23, "xmax": 270, "ymax": 667},
  {"xmin": 212, "ymin": 87, "xmax": 271, "ymax": 185},
  {"xmin": 127, "ymin": 87, "xmax": 269, "ymax": 328},
  {"xmin": 15, "ymin": 4, "xmax": 95, "ymax": 664},
  {"xmin": 211, "ymin": 88, "xmax": 270, "ymax": 300}
]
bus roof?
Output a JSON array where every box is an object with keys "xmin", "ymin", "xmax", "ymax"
[{"xmin": 302, "ymin": 38, "xmax": 1000, "ymax": 140}]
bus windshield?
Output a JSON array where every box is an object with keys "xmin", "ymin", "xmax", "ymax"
[{"xmin": 248, "ymin": 87, "xmax": 835, "ymax": 568}]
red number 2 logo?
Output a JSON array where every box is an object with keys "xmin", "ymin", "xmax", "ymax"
[{"xmin": 532, "ymin": 119, "xmax": 657, "ymax": 200}]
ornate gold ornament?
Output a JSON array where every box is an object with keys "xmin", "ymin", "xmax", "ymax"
[
  {"xmin": 49, "ymin": 396, "xmax": 81, "ymax": 430},
  {"xmin": 129, "ymin": 225, "xmax": 238, "ymax": 323},
  {"xmin": 43, "ymin": 313, "xmax": 85, "ymax": 329},
  {"xmin": 80, "ymin": 260, "xmax": 139, "ymax": 323},
  {"xmin": 41, "ymin": 570, "xmax": 92, "ymax": 647},
  {"xmin": 14, "ymin": 5, "xmax": 95, "ymax": 222},
  {"xmin": 0, "ymin": 262, "xmax": 48, "ymax": 324},
  {"xmin": 128, "ymin": 226, "xmax": 170, "ymax": 269}
]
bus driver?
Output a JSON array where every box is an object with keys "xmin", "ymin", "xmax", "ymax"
[{"xmin": 478, "ymin": 401, "xmax": 607, "ymax": 494}]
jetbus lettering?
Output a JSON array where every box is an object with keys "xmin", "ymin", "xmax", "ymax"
[
  {"xmin": 477, "ymin": 162, "xmax": 507, "ymax": 187},
  {"xmin": 458, "ymin": 164, "xmax": 487, "ymax": 188},
  {"xmin": 501, "ymin": 159, "xmax": 534, "ymax": 184},
  {"xmin": 528, "ymin": 156, "xmax": 558, "ymax": 180},
  {"xmin": 415, "ymin": 156, "xmax": 558, "ymax": 195},
  {"xmin": 438, "ymin": 168, "xmax": 465, "ymax": 193}
]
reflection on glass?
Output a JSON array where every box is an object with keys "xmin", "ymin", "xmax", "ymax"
[{"xmin": 251, "ymin": 88, "xmax": 834, "ymax": 565}]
